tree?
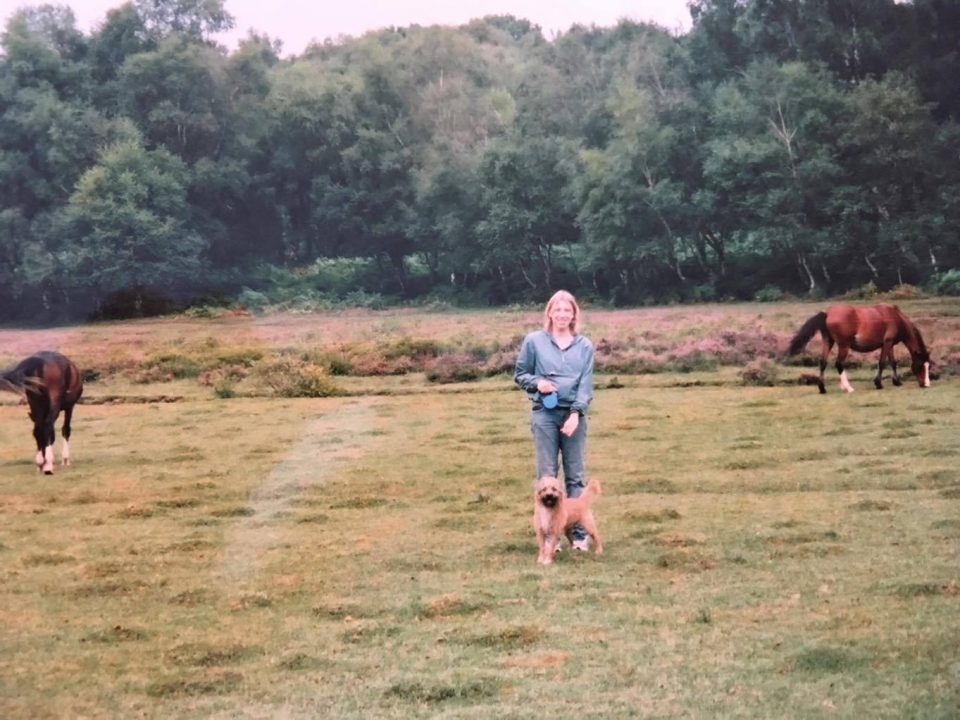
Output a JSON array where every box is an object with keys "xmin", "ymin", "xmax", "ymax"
[
  {"xmin": 475, "ymin": 134, "xmax": 581, "ymax": 298},
  {"xmin": 59, "ymin": 137, "xmax": 207, "ymax": 313},
  {"xmin": 115, "ymin": 35, "xmax": 231, "ymax": 162},
  {"xmin": 135, "ymin": 0, "xmax": 233, "ymax": 42}
]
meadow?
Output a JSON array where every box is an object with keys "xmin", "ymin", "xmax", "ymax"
[{"xmin": 1, "ymin": 300, "xmax": 959, "ymax": 719}]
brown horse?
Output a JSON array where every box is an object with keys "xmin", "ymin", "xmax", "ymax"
[
  {"xmin": 788, "ymin": 304, "xmax": 936, "ymax": 394},
  {"xmin": 0, "ymin": 352, "xmax": 83, "ymax": 474}
]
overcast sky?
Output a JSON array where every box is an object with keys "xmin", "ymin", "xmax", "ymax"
[{"xmin": 4, "ymin": 0, "xmax": 693, "ymax": 55}]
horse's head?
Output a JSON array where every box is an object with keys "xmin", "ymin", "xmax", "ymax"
[
  {"xmin": 906, "ymin": 321, "xmax": 937, "ymax": 388},
  {"xmin": 910, "ymin": 351, "xmax": 937, "ymax": 388}
]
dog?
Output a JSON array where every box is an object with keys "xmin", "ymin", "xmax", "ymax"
[{"xmin": 533, "ymin": 476, "xmax": 603, "ymax": 565}]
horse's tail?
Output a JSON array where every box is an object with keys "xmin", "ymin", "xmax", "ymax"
[
  {"xmin": 0, "ymin": 365, "xmax": 25, "ymax": 395},
  {"xmin": 788, "ymin": 311, "xmax": 829, "ymax": 355},
  {"xmin": 0, "ymin": 362, "xmax": 43, "ymax": 396}
]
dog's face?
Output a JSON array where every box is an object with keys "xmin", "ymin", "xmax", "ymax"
[{"xmin": 535, "ymin": 476, "xmax": 565, "ymax": 509}]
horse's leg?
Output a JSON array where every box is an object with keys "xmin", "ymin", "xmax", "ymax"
[
  {"xmin": 836, "ymin": 345, "xmax": 855, "ymax": 393},
  {"xmin": 26, "ymin": 397, "xmax": 46, "ymax": 470},
  {"xmin": 61, "ymin": 401, "xmax": 74, "ymax": 466},
  {"xmin": 817, "ymin": 336, "xmax": 834, "ymax": 394},
  {"xmin": 889, "ymin": 347, "xmax": 902, "ymax": 386},
  {"xmin": 874, "ymin": 342, "xmax": 893, "ymax": 389},
  {"xmin": 32, "ymin": 416, "xmax": 46, "ymax": 470},
  {"xmin": 41, "ymin": 397, "xmax": 61, "ymax": 475}
]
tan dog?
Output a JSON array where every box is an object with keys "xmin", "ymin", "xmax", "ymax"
[{"xmin": 533, "ymin": 476, "xmax": 603, "ymax": 564}]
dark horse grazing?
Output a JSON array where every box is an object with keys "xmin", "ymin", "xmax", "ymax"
[
  {"xmin": 0, "ymin": 352, "xmax": 83, "ymax": 474},
  {"xmin": 788, "ymin": 304, "xmax": 936, "ymax": 394}
]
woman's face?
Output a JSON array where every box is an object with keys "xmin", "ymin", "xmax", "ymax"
[{"xmin": 549, "ymin": 300, "xmax": 575, "ymax": 332}]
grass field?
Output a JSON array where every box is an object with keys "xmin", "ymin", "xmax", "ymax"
[{"xmin": 1, "ymin": 301, "xmax": 959, "ymax": 718}]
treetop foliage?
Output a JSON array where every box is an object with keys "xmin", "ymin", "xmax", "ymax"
[{"xmin": 2, "ymin": 0, "xmax": 959, "ymax": 320}]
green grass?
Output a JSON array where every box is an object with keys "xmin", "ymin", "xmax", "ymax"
[{"xmin": 1, "ymin": 306, "xmax": 959, "ymax": 718}]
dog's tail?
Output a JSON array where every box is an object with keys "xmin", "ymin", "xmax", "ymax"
[{"xmin": 582, "ymin": 478, "xmax": 601, "ymax": 501}]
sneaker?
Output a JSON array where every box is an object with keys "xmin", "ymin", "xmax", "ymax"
[{"xmin": 571, "ymin": 538, "xmax": 590, "ymax": 552}]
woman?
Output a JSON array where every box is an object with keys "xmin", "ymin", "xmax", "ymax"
[{"xmin": 514, "ymin": 290, "xmax": 595, "ymax": 550}]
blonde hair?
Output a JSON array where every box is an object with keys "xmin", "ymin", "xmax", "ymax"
[{"xmin": 542, "ymin": 290, "xmax": 581, "ymax": 334}]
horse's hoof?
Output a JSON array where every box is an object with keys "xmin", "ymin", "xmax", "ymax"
[
  {"xmin": 874, "ymin": 380, "xmax": 883, "ymax": 390},
  {"xmin": 892, "ymin": 379, "xmax": 902, "ymax": 387},
  {"xmin": 818, "ymin": 384, "xmax": 826, "ymax": 395},
  {"xmin": 43, "ymin": 470, "xmax": 53, "ymax": 476}
]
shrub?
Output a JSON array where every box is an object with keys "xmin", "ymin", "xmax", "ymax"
[
  {"xmin": 383, "ymin": 337, "xmax": 445, "ymax": 360},
  {"xmin": 740, "ymin": 359, "xmax": 780, "ymax": 386},
  {"xmin": 425, "ymin": 354, "xmax": 482, "ymax": 383},
  {"xmin": 141, "ymin": 352, "xmax": 202, "ymax": 379},
  {"xmin": 929, "ymin": 270, "xmax": 960, "ymax": 296},
  {"xmin": 754, "ymin": 285, "xmax": 785, "ymax": 302},
  {"xmin": 253, "ymin": 357, "xmax": 342, "ymax": 397},
  {"xmin": 236, "ymin": 288, "xmax": 270, "ymax": 313},
  {"xmin": 883, "ymin": 283, "xmax": 924, "ymax": 300},
  {"xmin": 841, "ymin": 281, "xmax": 878, "ymax": 300}
]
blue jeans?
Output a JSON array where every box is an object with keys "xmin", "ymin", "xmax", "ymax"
[{"xmin": 531, "ymin": 407, "xmax": 587, "ymax": 541}]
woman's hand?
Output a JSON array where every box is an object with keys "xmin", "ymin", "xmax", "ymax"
[
  {"xmin": 560, "ymin": 412, "xmax": 579, "ymax": 437},
  {"xmin": 536, "ymin": 379, "xmax": 557, "ymax": 394}
]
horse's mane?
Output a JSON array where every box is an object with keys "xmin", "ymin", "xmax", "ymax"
[{"xmin": 893, "ymin": 306, "xmax": 929, "ymax": 358}]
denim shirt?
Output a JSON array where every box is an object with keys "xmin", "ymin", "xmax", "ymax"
[{"xmin": 514, "ymin": 330, "xmax": 594, "ymax": 415}]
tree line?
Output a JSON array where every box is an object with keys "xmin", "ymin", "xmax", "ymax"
[{"xmin": 2, "ymin": 0, "xmax": 960, "ymax": 321}]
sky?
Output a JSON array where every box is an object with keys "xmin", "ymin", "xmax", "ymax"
[{"xmin": 3, "ymin": 0, "xmax": 693, "ymax": 55}]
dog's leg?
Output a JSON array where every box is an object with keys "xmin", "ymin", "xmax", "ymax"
[
  {"xmin": 582, "ymin": 512, "xmax": 603, "ymax": 555},
  {"xmin": 542, "ymin": 534, "xmax": 558, "ymax": 564}
]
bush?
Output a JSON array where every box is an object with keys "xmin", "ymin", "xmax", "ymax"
[
  {"xmin": 425, "ymin": 354, "xmax": 482, "ymax": 383},
  {"xmin": 740, "ymin": 359, "xmax": 780, "ymax": 386},
  {"xmin": 140, "ymin": 352, "xmax": 202, "ymax": 379},
  {"xmin": 253, "ymin": 357, "xmax": 342, "ymax": 397},
  {"xmin": 383, "ymin": 337, "xmax": 445, "ymax": 360},
  {"xmin": 883, "ymin": 283, "xmax": 924, "ymax": 300},
  {"xmin": 754, "ymin": 285, "xmax": 785, "ymax": 302},
  {"xmin": 841, "ymin": 281, "xmax": 878, "ymax": 300},
  {"xmin": 236, "ymin": 288, "xmax": 270, "ymax": 313},
  {"xmin": 929, "ymin": 270, "xmax": 960, "ymax": 296}
]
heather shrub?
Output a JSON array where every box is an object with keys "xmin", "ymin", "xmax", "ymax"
[
  {"xmin": 883, "ymin": 284, "xmax": 924, "ymax": 300},
  {"xmin": 668, "ymin": 332, "xmax": 783, "ymax": 370},
  {"xmin": 253, "ymin": 357, "xmax": 342, "ymax": 397},
  {"xmin": 139, "ymin": 352, "xmax": 202, "ymax": 380},
  {"xmin": 595, "ymin": 349, "xmax": 668, "ymax": 374},
  {"xmin": 425, "ymin": 354, "xmax": 482, "ymax": 383},
  {"xmin": 842, "ymin": 281, "xmax": 878, "ymax": 300},
  {"xmin": 198, "ymin": 364, "xmax": 250, "ymax": 387},
  {"xmin": 670, "ymin": 348, "xmax": 720, "ymax": 373},
  {"xmin": 383, "ymin": 337, "xmax": 445, "ymax": 360},
  {"xmin": 213, "ymin": 348, "xmax": 264, "ymax": 367},
  {"xmin": 133, "ymin": 366, "xmax": 174, "ymax": 383},
  {"xmin": 740, "ymin": 359, "xmax": 780, "ymax": 386},
  {"xmin": 481, "ymin": 348, "xmax": 518, "ymax": 376}
]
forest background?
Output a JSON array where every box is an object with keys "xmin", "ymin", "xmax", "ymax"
[{"xmin": 3, "ymin": 0, "xmax": 960, "ymax": 322}]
